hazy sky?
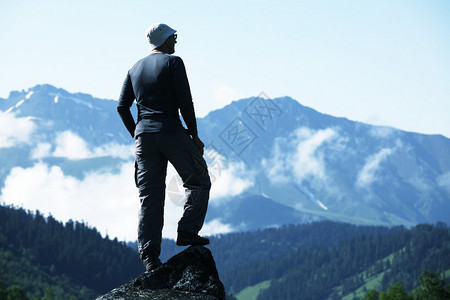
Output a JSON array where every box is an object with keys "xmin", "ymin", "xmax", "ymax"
[{"xmin": 1, "ymin": 0, "xmax": 450, "ymax": 137}]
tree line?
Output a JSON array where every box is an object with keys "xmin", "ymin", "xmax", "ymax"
[
  {"xmin": 1, "ymin": 204, "xmax": 449, "ymax": 299},
  {"xmin": 363, "ymin": 270, "xmax": 450, "ymax": 300},
  {"xmin": 215, "ymin": 223, "xmax": 449, "ymax": 299},
  {"xmin": 0, "ymin": 205, "xmax": 144, "ymax": 299}
]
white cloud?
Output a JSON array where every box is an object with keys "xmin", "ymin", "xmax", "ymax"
[
  {"xmin": 437, "ymin": 172, "xmax": 450, "ymax": 194},
  {"xmin": 0, "ymin": 162, "xmax": 184, "ymax": 241},
  {"xmin": 52, "ymin": 131, "xmax": 92, "ymax": 159},
  {"xmin": 209, "ymin": 160, "xmax": 254, "ymax": 202},
  {"xmin": 0, "ymin": 162, "xmax": 139, "ymax": 241},
  {"xmin": 90, "ymin": 143, "xmax": 135, "ymax": 160},
  {"xmin": 35, "ymin": 130, "xmax": 134, "ymax": 160},
  {"xmin": 160, "ymin": 159, "xmax": 246, "ymax": 238},
  {"xmin": 369, "ymin": 126, "xmax": 396, "ymax": 138},
  {"xmin": 262, "ymin": 141, "xmax": 290, "ymax": 184},
  {"xmin": 31, "ymin": 143, "xmax": 52, "ymax": 159},
  {"xmin": 165, "ymin": 151, "xmax": 254, "ymax": 207},
  {"xmin": 204, "ymin": 149, "xmax": 254, "ymax": 203},
  {"xmin": 0, "ymin": 156, "xmax": 246, "ymax": 241},
  {"xmin": 199, "ymin": 219, "xmax": 233, "ymax": 236},
  {"xmin": 356, "ymin": 148, "xmax": 394, "ymax": 188},
  {"xmin": 263, "ymin": 127, "xmax": 338, "ymax": 185},
  {"xmin": 291, "ymin": 127, "xmax": 336, "ymax": 181},
  {"xmin": 0, "ymin": 111, "xmax": 36, "ymax": 148}
]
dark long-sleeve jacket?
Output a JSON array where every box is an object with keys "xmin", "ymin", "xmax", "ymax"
[{"xmin": 117, "ymin": 52, "xmax": 198, "ymax": 138}]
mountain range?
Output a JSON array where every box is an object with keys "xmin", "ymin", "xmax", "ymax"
[{"xmin": 0, "ymin": 84, "xmax": 449, "ymax": 237}]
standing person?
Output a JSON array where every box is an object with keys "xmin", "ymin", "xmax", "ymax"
[{"xmin": 117, "ymin": 23, "xmax": 211, "ymax": 272}]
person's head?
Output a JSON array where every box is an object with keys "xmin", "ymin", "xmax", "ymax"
[{"xmin": 146, "ymin": 23, "xmax": 177, "ymax": 54}]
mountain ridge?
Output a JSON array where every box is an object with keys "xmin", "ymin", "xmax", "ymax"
[{"xmin": 1, "ymin": 84, "xmax": 449, "ymax": 236}]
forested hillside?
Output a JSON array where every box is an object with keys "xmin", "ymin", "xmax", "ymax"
[
  {"xmin": 1, "ymin": 205, "xmax": 449, "ymax": 299},
  {"xmin": 363, "ymin": 271, "xmax": 450, "ymax": 299},
  {"xmin": 151, "ymin": 221, "xmax": 450, "ymax": 299},
  {"xmin": 217, "ymin": 224, "xmax": 450, "ymax": 299},
  {"xmin": 0, "ymin": 205, "xmax": 144, "ymax": 299}
]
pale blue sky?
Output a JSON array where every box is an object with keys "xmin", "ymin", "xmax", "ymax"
[{"xmin": 1, "ymin": 0, "xmax": 450, "ymax": 137}]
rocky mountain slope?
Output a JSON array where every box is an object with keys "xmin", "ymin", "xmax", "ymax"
[{"xmin": 1, "ymin": 84, "xmax": 449, "ymax": 233}]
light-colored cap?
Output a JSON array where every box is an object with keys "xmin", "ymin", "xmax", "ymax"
[{"xmin": 146, "ymin": 23, "xmax": 177, "ymax": 50}]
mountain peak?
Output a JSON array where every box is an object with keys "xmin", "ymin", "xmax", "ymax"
[
  {"xmin": 1, "ymin": 84, "xmax": 449, "ymax": 235},
  {"xmin": 30, "ymin": 83, "xmax": 61, "ymax": 93},
  {"xmin": 0, "ymin": 83, "xmax": 131, "ymax": 146},
  {"xmin": 6, "ymin": 84, "xmax": 60, "ymax": 99}
]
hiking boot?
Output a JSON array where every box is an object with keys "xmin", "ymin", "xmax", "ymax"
[
  {"xmin": 176, "ymin": 231, "xmax": 210, "ymax": 246},
  {"xmin": 143, "ymin": 257, "xmax": 162, "ymax": 272}
]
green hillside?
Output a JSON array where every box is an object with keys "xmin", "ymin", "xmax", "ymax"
[
  {"xmin": 219, "ymin": 223, "xmax": 450, "ymax": 299},
  {"xmin": 1, "ymin": 204, "xmax": 449, "ymax": 300},
  {"xmin": 0, "ymin": 205, "xmax": 144, "ymax": 299}
]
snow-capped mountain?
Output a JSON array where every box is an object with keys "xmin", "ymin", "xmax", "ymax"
[
  {"xmin": 1, "ymin": 84, "xmax": 449, "ymax": 239},
  {"xmin": 0, "ymin": 84, "xmax": 131, "ymax": 145},
  {"xmin": 0, "ymin": 84, "xmax": 134, "ymax": 187},
  {"xmin": 199, "ymin": 95, "xmax": 450, "ymax": 227}
]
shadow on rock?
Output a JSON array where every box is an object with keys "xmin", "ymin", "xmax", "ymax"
[{"xmin": 97, "ymin": 246, "xmax": 225, "ymax": 300}]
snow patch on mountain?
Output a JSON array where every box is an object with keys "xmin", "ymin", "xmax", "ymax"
[
  {"xmin": 15, "ymin": 99, "xmax": 25, "ymax": 108},
  {"xmin": 317, "ymin": 200, "xmax": 328, "ymax": 210},
  {"xmin": 49, "ymin": 92, "xmax": 95, "ymax": 109}
]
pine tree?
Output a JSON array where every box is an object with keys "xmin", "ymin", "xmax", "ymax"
[
  {"xmin": 363, "ymin": 289, "xmax": 379, "ymax": 300},
  {"xmin": 0, "ymin": 277, "xmax": 7, "ymax": 300},
  {"xmin": 6, "ymin": 286, "xmax": 28, "ymax": 300},
  {"xmin": 414, "ymin": 270, "xmax": 450, "ymax": 300},
  {"xmin": 41, "ymin": 287, "xmax": 55, "ymax": 300},
  {"xmin": 379, "ymin": 281, "xmax": 411, "ymax": 300}
]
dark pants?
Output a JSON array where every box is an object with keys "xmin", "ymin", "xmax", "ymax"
[{"xmin": 134, "ymin": 130, "xmax": 211, "ymax": 261}]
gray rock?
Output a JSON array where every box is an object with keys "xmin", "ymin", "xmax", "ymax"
[{"xmin": 97, "ymin": 246, "xmax": 225, "ymax": 300}]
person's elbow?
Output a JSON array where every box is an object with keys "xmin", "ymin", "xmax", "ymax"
[
  {"xmin": 117, "ymin": 104, "xmax": 129, "ymax": 115},
  {"xmin": 178, "ymin": 99, "xmax": 194, "ymax": 112}
]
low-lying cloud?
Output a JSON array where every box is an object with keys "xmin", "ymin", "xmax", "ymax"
[
  {"xmin": 200, "ymin": 218, "xmax": 234, "ymax": 236},
  {"xmin": 356, "ymin": 147, "xmax": 394, "ymax": 188},
  {"xmin": 437, "ymin": 172, "xmax": 450, "ymax": 194},
  {"xmin": 0, "ymin": 154, "xmax": 241, "ymax": 241},
  {"xmin": 1, "ymin": 119, "xmax": 249, "ymax": 240},
  {"xmin": 165, "ymin": 150, "xmax": 254, "ymax": 206},
  {"xmin": 0, "ymin": 111, "xmax": 36, "ymax": 148},
  {"xmin": 0, "ymin": 162, "xmax": 139, "ymax": 241},
  {"xmin": 31, "ymin": 130, "xmax": 134, "ymax": 160},
  {"xmin": 209, "ymin": 161, "xmax": 254, "ymax": 201},
  {"xmin": 262, "ymin": 127, "xmax": 338, "ymax": 185}
]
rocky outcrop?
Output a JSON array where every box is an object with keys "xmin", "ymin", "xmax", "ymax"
[{"xmin": 96, "ymin": 246, "xmax": 225, "ymax": 300}]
